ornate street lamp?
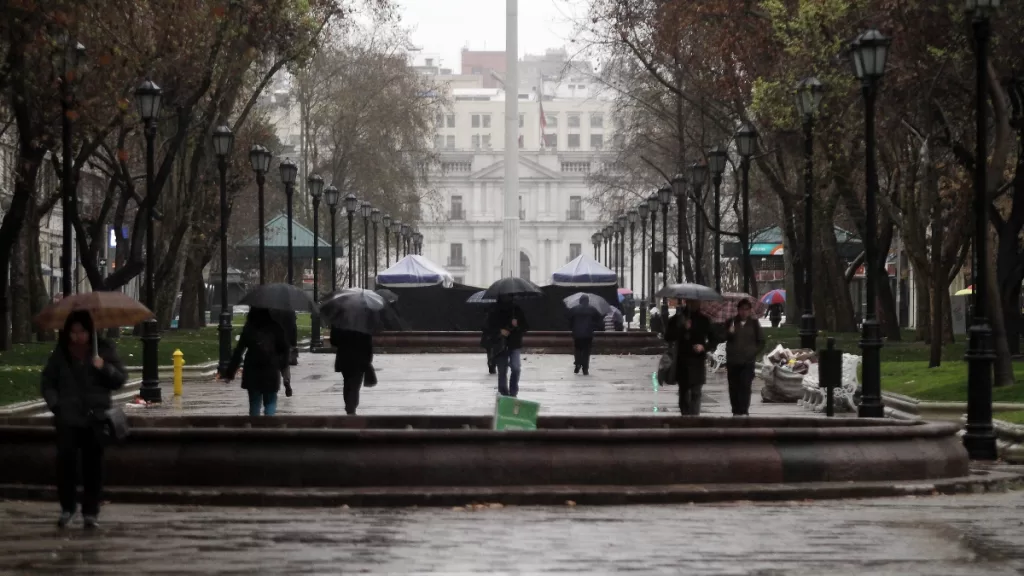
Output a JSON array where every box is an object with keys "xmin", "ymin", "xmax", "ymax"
[
  {"xmin": 602, "ymin": 226, "xmax": 612, "ymax": 266},
  {"xmin": 616, "ymin": 214, "xmax": 627, "ymax": 287},
  {"xmin": 344, "ymin": 194, "xmax": 359, "ymax": 287},
  {"xmin": 689, "ymin": 163, "xmax": 708, "ymax": 285},
  {"xmin": 359, "ymin": 202, "xmax": 372, "ymax": 287},
  {"xmin": 401, "ymin": 223, "xmax": 411, "ymax": 257},
  {"xmin": 963, "ymin": 0, "xmax": 1001, "ymax": 459},
  {"xmin": 382, "ymin": 214, "xmax": 392, "ymax": 268},
  {"xmin": 592, "ymin": 231, "xmax": 602, "ymax": 260},
  {"xmin": 735, "ymin": 123, "xmax": 758, "ymax": 294},
  {"xmin": 307, "ymin": 173, "xmax": 324, "ymax": 350},
  {"xmin": 391, "ymin": 220, "xmax": 402, "ymax": 264},
  {"xmin": 670, "ymin": 173, "xmax": 686, "ymax": 282},
  {"xmin": 212, "ymin": 124, "xmax": 235, "ymax": 376},
  {"xmin": 371, "ymin": 208, "xmax": 381, "ymax": 279},
  {"xmin": 849, "ymin": 29, "xmax": 891, "ymax": 419},
  {"xmin": 279, "ymin": 158, "xmax": 299, "ymax": 285},
  {"xmin": 627, "ymin": 209, "xmax": 639, "ymax": 302},
  {"xmin": 657, "ymin": 186, "xmax": 672, "ymax": 288},
  {"xmin": 796, "ymin": 76, "xmax": 825, "ymax": 351},
  {"xmin": 58, "ymin": 38, "xmax": 86, "ymax": 298},
  {"xmin": 324, "ymin": 185, "xmax": 340, "ymax": 291},
  {"xmin": 647, "ymin": 194, "xmax": 659, "ymax": 312},
  {"xmin": 708, "ymin": 145, "xmax": 728, "ymax": 293},
  {"xmin": 249, "ymin": 145, "xmax": 272, "ymax": 284},
  {"xmin": 414, "ymin": 231, "xmax": 424, "ymax": 255},
  {"xmin": 638, "ymin": 201, "xmax": 650, "ymax": 329},
  {"xmin": 134, "ymin": 77, "xmax": 162, "ymax": 402}
]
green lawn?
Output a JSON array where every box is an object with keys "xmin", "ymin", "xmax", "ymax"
[
  {"xmin": 0, "ymin": 314, "xmax": 313, "ymax": 406},
  {"xmin": 996, "ymin": 411, "xmax": 1024, "ymax": 425}
]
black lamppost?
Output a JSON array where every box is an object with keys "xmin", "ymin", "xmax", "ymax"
[
  {"xmin": 212, "ymin": 124, "xmax": 235, "ymax": 376},
  {"xmin": 592, "ymin": 232, "xmax": 601, "ymax": 260},
  {"xmin": 414, "ymin": 231, "xmax": 423, "ymax": 255},
  {"xmin": 382, "ymin": 214, "xmax": 392, "ymax": 268},
  {"xmin": 400, "ymin": 223, "xmax": 410, "ymax": 258},
  {"xmin": 647, "ymin": 194, "xmax": 659, "ymax": 312},
  {"xmin": 371, "ymin": 209, "xmax": 381, "ymax": 280},
  {"xmin": 307, "ymin": 173, "xmax": 324, "ymax": 350},
  {"xmin": 134, "ymin": 78, "xmax": 162, "ymax": 403},
  {"xmin": 59, "ymin": 38, "xmax": 85, "ymax": 297},
  {"xmin": 849, "ymin": 29, "xmax": 891, "ymax": 419},
  {"xmin": 249, "ymin": 145, "xmax": 272, "ymax": 284},
  {"xmin": 689, "ymin": 162, "xmax": 708, "ymax": 287},
  {"xmin": 325, "ymin": 185, "xmax": 340, "ymax": 291},
  {"xmin": 963, "ymin": 0, "xmax": 1000, "ymax": 459},
  {"xmin": 359, "ymin": 202, "xmax": 371, "ymax": 288},
  {"xmin": 279, "ymin": 159, "xmax": 298, "ymax": 284},
  {"xmin": 658, "ymin": 186, "xmax": 671, "ymax": 287},
  {"xmin": 616, "ymin": 215, "xmax": 627, "ymax": 286},
  {"xmin": 627, "ymin": 209, "xmax": 638, "ymax": 298},
  {"xmin": 344, "ymin": 194, "xmax": 359, "ymax": 287},
  {"xmin": 708, "ymin": 146, "xmax": 728, "ymax": 293},
  {"xmin": 602, "ymin": 226, "xmax": 612, "ymax": 266},
  {"xmin": 670, "ymin": 174, "xmax": 686, "ymax": 282},
  {"xmin": 735, "ymin": 124, "xmax": 758, "ymax": 294},
  {"xmin": 392, "ymin": 220, "xmax": 402, "ymax": 263},
  {"xmin": 796, "ymin": 76, "xmax": 824, "ymax": 351},
  {"xmin": 638, "ymin": 201, "xmax": 650, "ymax": 329}
]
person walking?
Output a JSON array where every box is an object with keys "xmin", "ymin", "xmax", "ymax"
[
  {"xmin": 221, "ymin": 308, "xmax": 291, "ymax": 416},
  {"xmin": 40, "ymin": 311, "xmax": 127, "ymax": 529},
  {"xmin": 567, "ymin": 295, "xmax": 603, "ymax": 375},
  {"xmin": 486, "ymin": 296, "xmax": 529, "ymax": 397},
  {"xmin": 664, "ymin": 300, "xmax": 719, "ymax": 415},
  {"xmin": 331, "ymin": 328, "xmax": 373, "ymax": 415},
  {"xmin": 725, "ymin": 299, "xmax": 765, "ymax": 416},
  {"xmin": 603, "ymin": 306, "xmax": 624, "ymax": 332}
]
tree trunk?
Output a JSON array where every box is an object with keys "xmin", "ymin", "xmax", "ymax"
[
  {"xmin": 929, "ymin": 237, "xmax": 945, "ymax": 368},
  {"xmin": 814, "ymin": 213, "xmax": 857, "ymax": 332},
  {"xmin": 914, "ymin": 267, "xmax": 931, "ymax": 342},
  {"xmin": 179, "ymin": 246, "xmax": 213, "ymax": 329},
  {"xmin": 10, "ymin": 217, "xmax": 33, "ymax": 343},
  {"xmin": 988, "ymin": 227, "xmax": 1015, "ymax": 387},
  {"xmin": 875, "ymin": 220, "xmax": 901, "ymax": 341}
]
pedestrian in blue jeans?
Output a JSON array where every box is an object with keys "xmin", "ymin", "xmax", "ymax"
[
  {"xmin": 486, "ymin": 296, "xmax": 529, "ymax": 397},
  {"xmin": 220, "ymin": 308, "xmax": 290, "ymax": 416}
]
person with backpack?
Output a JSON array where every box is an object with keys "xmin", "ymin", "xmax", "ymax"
[{"xmin": 220, "ymin": 308, "xmax": 291, "ymax": 416}]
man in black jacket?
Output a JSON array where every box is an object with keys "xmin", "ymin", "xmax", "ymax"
[
  {"xmin": 486, "ymin": 296, "xmax": 529, "ymax": 397},
  {"xmin": 567, "ymin": 295, "xmax": 603, "ymax": 375},
  {"xmin": 664, "ymin": 300, "xmax": 720, "ymax": 415}
]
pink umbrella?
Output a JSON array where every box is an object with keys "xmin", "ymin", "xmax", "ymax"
[{"xmin": 701, "ymin": 292, "xmax": 766, "ymax": 323}]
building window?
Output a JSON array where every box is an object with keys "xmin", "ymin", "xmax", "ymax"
[
  {"xmin": 482, "ymin": 134, "xmax": 491, "ymax": 148},
  {"xmin": 472, "ymin": 114, "xmax": 481, "ymax": 128},
  {"xmin": 435, "ymin": 113, "xmax": 444, "ymax": 126},
  {"xmin": 590, "ymin": 114, "xmax": 604, "ymax": 129},
  {"xmin": 445, "ymin": 135, "xmax": 455, "ymax": 149},
  {"xmin": 471, "ymin": 134, "xmax": 480, "ymax": 149},
  {"xmin": 519, "ymin": 195, "xmax": 525, "ymax": 220},
  {"xmin": 519, "ymin": 113, "xmax": 525, "ymax": 128},
  {"xmin": 425, "ymin": 58, "xmax": 434, "ymax": 67},
  {"xmin": 568, "ymin": 134, "xmax": 580, "ymax": 149},
  {"xmin": 568, "ymin": 196, "xmax": 583, "ymax": 220},
  {"xmin": 590, "ymin": 134, "xmax": 604, "ymax": 149},
  {"xmin": 543, "ymin": 133, "xmax": 557, "ymax": 148},
  {"xmin": 449, "ymin": 243, "xmax": 464, "ymax": 267},
  {"xmin": 483, "ymin": 114, "xmax": 491, "ymax": 128},
  {"xmin": 454, "ymin": 276, "xmax": 465, "ymax": 284},
  {"xmin": 568, "ymin": 115, "xmax": 581, "ymax": 128},
  {"xmin": 446, "ymin": 114, "xmax": 455, "ymax": 128},
  {"xmin": 451, "ymin": 195, "xmax": 464, "ymax": 220},
  {"xmin": 569, "ymin": 243, "xmax": 582, "ymax": 260},
  {"xmin": 545, "ymin": 114, "xmax": 558, "ymax": 128}
]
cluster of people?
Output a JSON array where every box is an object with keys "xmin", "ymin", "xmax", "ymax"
[{"xmin": 663, "ymin": 299, "xmax": 765, "ymax": 416}]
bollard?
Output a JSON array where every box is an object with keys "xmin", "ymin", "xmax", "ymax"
[
  {"xmin": 172, "ymin": 349, "xmax": 185, "ymax": 397},
  {"xmin": 818, "ymin": 337, "xmax": 841, "ymax": 417}
]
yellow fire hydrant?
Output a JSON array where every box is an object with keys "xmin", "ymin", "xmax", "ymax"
[{"xmin": 173, "ymin": 349, "xmax": 185, "ymax": 396}]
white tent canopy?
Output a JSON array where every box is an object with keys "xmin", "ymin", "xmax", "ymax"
[{"xmin": 376, "ymin": 255, "xmax": 455, "ymax": 288}]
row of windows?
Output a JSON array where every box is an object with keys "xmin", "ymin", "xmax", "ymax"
[
  {"xmin": 446, "ymin": 242, "xmax": 582, "ymax": 267},
  {"xmin": 447, "ymin": 195, "xmax": 585, "ymax": 221},
  {"xmin": 434, "ymin": 133, "xmax": 611, "ymax": 151},
  {"xmin": 436, "ymin": 112, "xmax": 606, "ymax": 130}
]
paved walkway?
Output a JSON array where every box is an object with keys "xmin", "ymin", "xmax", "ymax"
[
  {"xmin": 146, "ymin": 353, "xmax": 820, "ymax": 417},
  {"xmin": 2, "ymin": 490, "xmax": 1023, "ymax": 574}
]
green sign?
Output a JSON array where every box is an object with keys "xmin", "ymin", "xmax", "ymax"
[
  {"xmin": 493, "ymin": 396, "xmax": 540, "ymax": 430},
  {"xmin": 749, "ymin": 243, "xmax": 784, "ymax": 256}
]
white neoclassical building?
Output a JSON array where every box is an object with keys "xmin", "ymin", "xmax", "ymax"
[{"xmin": 419, "ymin": 86, "xmax": 615, "ymax": 287}]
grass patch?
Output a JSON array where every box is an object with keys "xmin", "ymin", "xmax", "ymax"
[
  {"xmin": 996, "ymin": 411, "xmax": 1024, "ymax": 425},
  {"xmin": 0, "ymin": 369, "xmax": 45, "ymax": 406},
  {"xmin": 763, "ymin": 326, "xmax": 967, "ymax": 363},
  {"xmin": 879, "ymin": 361, "xmax": 1024, "ymax": 403}
]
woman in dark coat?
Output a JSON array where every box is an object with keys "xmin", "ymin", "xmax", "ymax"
[
  {"xmin": 221, "ymin": 308, "xmax": 290, "ymax": 416},
  {"xmin": 331, "ymin": 328, "xmax": 373, "ymax": 415},
  {"xmin": 664, "ymin": 300, "xmax": 720, "ymax": 415},
  {"xmin": 41, "ymin": 310, "xmax": 127, "ymax": 529}
]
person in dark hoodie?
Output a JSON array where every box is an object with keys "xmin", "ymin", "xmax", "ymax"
[
  {"xmin": 331, "ymin": 327, "xmax": 373, "ymax": 415},
  {"xmin": 486, "ymin": 295, "xmax": 529, "ymax": 397},
  {"xmin": 41, "ymin": 311, "xmax": 127, "ymax": 530},
  {"xmin": 664, "ymin": 299, "xmax": 720, "ymax": 415},
  {"xmin": 725, "ymin": 299, "xmax": 765, "ymax": 416},
  {"xmin": 221, "ymin": 308, "xmax": 291, "ymax": 416},
  {"xmin": 567, "ymin": 295, "xmax": 603, "ymax": 375}
]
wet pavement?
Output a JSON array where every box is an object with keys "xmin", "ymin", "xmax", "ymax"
[
  {"xmin": 0, "ymin": 491, "xmax": 1022, "ymax": 574},
  {"xmin": 141, "ymin": 353, "xmax": 821, "ymax": 417}
]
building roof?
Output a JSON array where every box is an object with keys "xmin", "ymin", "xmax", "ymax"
[{"xmin": 236, "ymin": 214, "xmax": 332, "ymax": 258}]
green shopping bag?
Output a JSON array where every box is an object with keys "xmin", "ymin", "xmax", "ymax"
[{"xmin": 493, "ymin": 396, "xmax": 540, "ymax": 430}]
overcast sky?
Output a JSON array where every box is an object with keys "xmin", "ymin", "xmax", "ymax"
[{"xmin": 395, "ymin": 0, "xmax": 582, "ymax": 70}]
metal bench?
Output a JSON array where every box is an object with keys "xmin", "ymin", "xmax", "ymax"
[
  {"xmin": 707, "ymin": 342, "xmax": 727, "ymax": 372},
  {"xmin": 800, "ymin": 354, "xmax": 862, "ymax": 413}
]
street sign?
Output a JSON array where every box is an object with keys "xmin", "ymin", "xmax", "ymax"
[{"xmin": 493, "ymin": 396, "xmax": 539, "ymax": 430}]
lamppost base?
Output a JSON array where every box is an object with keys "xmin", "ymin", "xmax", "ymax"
[
  {"xmin": 964, "ymin": 321, "xmax": 997, "ymax": 460},
  {"xmin": 857, "ymin": 319, "xmax": 885, "ymax": 418},
  {"xmin": 217, "ymin": 311, "xmax": 233, "ymax": 377},
  {"xmin": 799, "ymin": 313, "xmax": 817, "ymax": 351},
  {"xmin": 310, "ymin": 312, "xmax": 323, "ymax": 350},
  {"xmin": 139, "ymin": 319, "xmax": 162, "ymax": 403},
  {"xmin": 640, "ymin": 307, "xmax": 648, "ymax": 332}
]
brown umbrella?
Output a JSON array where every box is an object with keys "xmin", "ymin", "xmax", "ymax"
[{"xmin": 34, "ymin": 292, "xmax": 154, "ymax": 331}]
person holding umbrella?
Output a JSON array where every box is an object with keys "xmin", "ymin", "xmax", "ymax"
[
  {"xmin": 320, "ymin": 288, "xmax": 385, "ymax": 415},
  {"xmin": 724, "ymin": 299, "xmax": 765, "ymax": 416},
  {"xmin": 221, "ymin": 309, "xmax": 291, "ymax": 416},
  {"xmin": 658, "ymin": 283, "xmax": 724, "ymax": 416},
  {"xmin": 482, "ymin": 277, "xmax": 541, "ymax": 397},
  {"xmin": 566, "ymin": 294, "xmax": 604, "ymax": 375}
]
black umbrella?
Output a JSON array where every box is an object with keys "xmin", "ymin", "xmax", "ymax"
[
  {"xmin": 482, "ymin": 277, "xmax": 544, "ymax": 300},
  {"xmin": 375, "ymin": 288, "xmax": 399, "ymax": 304},
  {"xmin": 467, "ymin": 290, "xmax": 496, "ymax": 305},
  {"xmin": 238, "ymin": 283, "xmax": 317, "ymax": 313},
  {"xmin": 320, "ymin": 288, "xmax": 387, "ymax": 335},
  {"xmin": 655, "ymin": 283, "xmax": 723, "ymax": 302},
  {"xmin": 564, "ymin": 292, "xmax": 612, "ymax": 315}
]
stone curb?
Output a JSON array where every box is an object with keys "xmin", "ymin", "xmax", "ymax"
[{"xmin": 0, "ymin": 469, "xmax": 1018, "ymax": 508}]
